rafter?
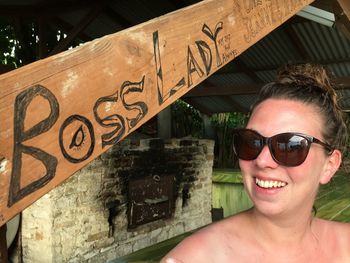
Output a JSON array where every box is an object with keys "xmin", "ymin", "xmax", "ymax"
[
  {"xmin": 217, "ymin": 58, "xmax": 350, "ymax": 75},
  {"xmin": 49, "ymin": 1, "xmax": 109, "ymax": 56},
  {"xmin": 218, "ymin": 95, "xmax": 249, "ymax": 113},
  {"xmin": 281, "ymin": 23, "xmax": 310, "ymax": 61},
  {"xmin": 334, "ymin": 0, "xmax": 350, "ymax": 42},
  {"xmin": 233, "ymin": 57, "xmax": 263, "ymax": 83},
  {"xmin": 185, "ymin": 83, "xmax": 261, "ymax": 97},
  {"xmin": 49, "ymin": 17, "xmax": 92, "ymax": 43},
  {"xmin": 337, "ymin": 0, "xmax": 350, "ymax": 19},
  {"xmin": 103, "ymin": 8, "xmax": 133, "ymax": 29},
  {"xmin": 185, "ymin": 75, "xmax": 350, "ymax": 99}
]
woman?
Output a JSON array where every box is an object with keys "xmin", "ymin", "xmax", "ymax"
[{"xmin": 161, "ymin": 64, "xmax": 350, "ymax": 262}]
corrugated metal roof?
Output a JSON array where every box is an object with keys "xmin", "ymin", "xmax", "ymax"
[
  {"xmin": 200, "ymin": 16, "xmax": 350, "ymax": 114},
  {"xmin": 1, "ymin": 0, "xmax": 350, "ymax": 114},
  {"xmin": 208, "ymin": 73, "xmax": 256, "ymax": 86},
  {"xmin": 329, "ymin": 62, "xmax": 350, "ymax": 77}
]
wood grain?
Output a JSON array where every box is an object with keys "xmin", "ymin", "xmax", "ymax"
[{"xmin": 0, "ymin": 0, "xmax": 314, "ymax": 226}]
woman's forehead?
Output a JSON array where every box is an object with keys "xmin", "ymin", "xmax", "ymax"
[{"xmin": 247, "ymin": 99, "xmax": 323, "ymax": 137}]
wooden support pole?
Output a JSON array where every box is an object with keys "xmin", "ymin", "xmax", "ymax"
[
  {"xmin": 157, "ymin": 106, "xmax": 172, "ymax": 139},
  {"xmin": 335, "ymin": 0, "xmax": 350, "ymax": 42},
  {"xmin": 49, "ymin": 1, "xmax": 108, "ymax": 56},
  {"xmin": 0, "ymin": 224, "xmax": 8, "ymax": 262},
  {"xmin": 0, "ymin": 0, "xmax": 314, "ymax": 226},
  {"xmin": 337, "ymin": 0, "xmax": 350, "ymax": 19}
]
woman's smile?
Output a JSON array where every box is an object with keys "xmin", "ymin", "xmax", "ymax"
[{"xmin": 255, "ymin": 177, "xmax": 287, "ymax": 189}]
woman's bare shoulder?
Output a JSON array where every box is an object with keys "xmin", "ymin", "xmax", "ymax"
[
  {"xmin": 315, "ymin": 218, "xmax": 350, "ymax": 259},
  {"xmin": 329, "ymin": 220, "xmax": 350, "ymax": 240},
  {"xmin": 160, "ymin": 211, "xmax": 252, "ymax": 263},
  {"xmin": 316, "ymin": 218, "xmax": 350, "ymax": 233}
]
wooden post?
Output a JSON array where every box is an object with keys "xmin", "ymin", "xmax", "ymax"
[
  {"xmin": 202, "ymin": 113, "xmax": 216, "ymax": 139},
  {"xmin": 336, "ymin": 0, "xmax": 350, "ymax": 41},
  {"xmin": 157, "ymin": 106, "xmax": 172, "ymax": 139},
  {"xmin": 337, "ymin": 0, "xmax": 350, "ymax": 19},
  {"xmin": 0, "ymin": 224, "xmax": 8, "ymax": 262},
  {"xmin": 0, "ymin": 0, "xmax": 314, "ymax": 226}
]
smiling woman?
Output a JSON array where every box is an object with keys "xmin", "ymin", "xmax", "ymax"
[{"xmin": 160, "ymin": 63, "xmax": 350, "ymax": 263}]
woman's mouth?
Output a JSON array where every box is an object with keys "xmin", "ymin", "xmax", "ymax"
[{"xmin": 255, "ymin": 177, "xmax": 287, "ymax": 189}]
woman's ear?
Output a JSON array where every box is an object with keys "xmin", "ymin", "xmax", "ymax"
[{"xmin": 320, "ymin": 149, "xmax": 342, "ymax": 185}]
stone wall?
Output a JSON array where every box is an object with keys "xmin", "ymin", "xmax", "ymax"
[{"xmin": 21, "ymin": 138, "xmax": 214, "ymax": 263}]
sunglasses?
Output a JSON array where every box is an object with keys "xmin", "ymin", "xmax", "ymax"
[{"xmin": 233, "ymin": 129, "xmax": 333, "ymax": 167}]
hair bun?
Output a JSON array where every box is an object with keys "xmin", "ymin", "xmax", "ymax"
[{"xmin": 277, "ymin": 63, "xmax": 338, "ymax": 105}]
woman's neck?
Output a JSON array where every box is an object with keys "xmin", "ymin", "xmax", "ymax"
[{"xmin": 248, "ymin": 207, "xmax": 318, "ymax": 248}]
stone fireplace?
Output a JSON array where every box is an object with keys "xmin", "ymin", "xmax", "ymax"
[
  {"xmin": 127, "ymin": 173, "xmax": 175, "ymax": 229},
  {"xmin": 19, "ymin": 138, "xmax": 214, "ymax": 262}
]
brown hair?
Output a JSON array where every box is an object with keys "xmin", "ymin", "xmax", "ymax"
[{"xmin": 250, "ymin": 63, "xmax": 348, "ymax": 154}]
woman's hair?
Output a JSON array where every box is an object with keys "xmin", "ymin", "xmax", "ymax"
[{"xmin": 250, "ymin": 63, "xmax": 348, "ymax": 154}]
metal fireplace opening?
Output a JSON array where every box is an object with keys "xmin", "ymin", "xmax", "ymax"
[{"xmin": 127, "ymin": 174, "xmax": 175, "ymax": 229}]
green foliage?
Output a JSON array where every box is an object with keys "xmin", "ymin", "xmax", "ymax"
[
  {"xmin": 0, "ymin": 18, "xmax": 18, "ymax": 68},
  {"xmin": 210, "ymin": 112, "xmax": 248, "ymax": 168},
  {"xmin": 171, "ymin": 100, "xmax": 204, "ymax": 138},
  {"xmin": 0, "ymin": 17, "xmax": 82, "ymax": 68},
  {"xmin": 171, "ymin": 101, "xmax": 248, "ymax": 168},
  {"xmin": 210, "ymin": 112, "xmax": 247, "ymax": 129}
]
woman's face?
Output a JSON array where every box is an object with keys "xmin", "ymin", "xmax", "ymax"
[{"xmin": 240, "ymin": 98, "xmax": 335, "ymax": 217}]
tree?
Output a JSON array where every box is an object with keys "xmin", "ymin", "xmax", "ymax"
[
  {"xmin": 171, "ymin": 100, "xmax": 204, "ymax": 138},
  {"xmin": 0, "ymin": 16, "xmax": 80, "ymax": 70},
  {"xmin": 0, "ymin": 17, "xmax": 18, "ymax": 69},
  {"xmin": 210, "ymin": 112, "xmax": 247, "ymax": 168}
]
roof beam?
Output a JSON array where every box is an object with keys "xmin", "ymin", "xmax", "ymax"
[
  {"xmin": 103, "ymin": 8, "xmax": 133, "ymax": 29},
  {"xmin": 221, "ymin": 58, "xmax": 350, "ymax": 74},
  {"xmin": 334, "ymin": 0, "xmax": 350, "ymax": 42},
  {"xmin": 185, "ymin": 83, "xmax": 261, "ymax": 97},
  {"xmin": 218, "ymin": 95, "xmax": 250, "ymax": 113},
  {"xmin": 337, "ymin": 0, "xmax": 350, "ymax": 19},
  {"xmin": 49, "ymin": 1, "xmax": 109, "ymax": 56},
  {"xmin": 281, "ymin": 23, "xmax": 311, "ymax": 61},
  {"xmin": 233, "ymin": 57, "xmax": 263, "ymax": 83},
  {"xmin": 0, "ymin": 0, "xmax": 314, "ymax": 226},
  {"xmin": 334, "ymin": 76, "xmax": 350, "ymax": 90},
  {"xmin": 185, "ymin": 75, "xmax": 350, "ymax": 98},
  {"xmin": 49, "ymin": 17, "xmax": 92, "ymax": 43}
]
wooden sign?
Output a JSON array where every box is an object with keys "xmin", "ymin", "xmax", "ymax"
[{"xmin": 0, "ymin": 0, "xmax": 314, "ymax": 226}]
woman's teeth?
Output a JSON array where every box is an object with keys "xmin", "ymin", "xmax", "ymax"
[{"xmin": 255, "ymin": 178, "xmax": 287, "ymax": 189}]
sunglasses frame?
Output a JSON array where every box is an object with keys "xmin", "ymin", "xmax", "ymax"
[{"xmin": 233, "ymin": 129, "xmax": 334, "ymax": 167}]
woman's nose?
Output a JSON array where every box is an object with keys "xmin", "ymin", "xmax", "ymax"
[{"xmin": 254, "ymin": 145, "xmax": 279, "ymax": 168}]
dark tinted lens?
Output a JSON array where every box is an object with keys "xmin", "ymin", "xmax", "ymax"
[
  {"xmin": 270, "ymin": 134, "xmax": 310, "ymax": 166},
  {"xmin": 234, "ymin": 130, "xmax": 263, "ymax": 160}
]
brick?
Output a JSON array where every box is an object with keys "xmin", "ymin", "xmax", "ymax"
[{"xmin": 21, "ymin": 138, "xmax": 214, "ymax": 262}]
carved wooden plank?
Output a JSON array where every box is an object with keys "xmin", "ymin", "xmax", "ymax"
[{"xmin": 0, "ymin": 0, "xmax": 314, "ymax": 226}]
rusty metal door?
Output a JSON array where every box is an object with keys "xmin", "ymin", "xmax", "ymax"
[{"xmin": 127, "ymin": 174, "xmax": 175, "ymax": 229}]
